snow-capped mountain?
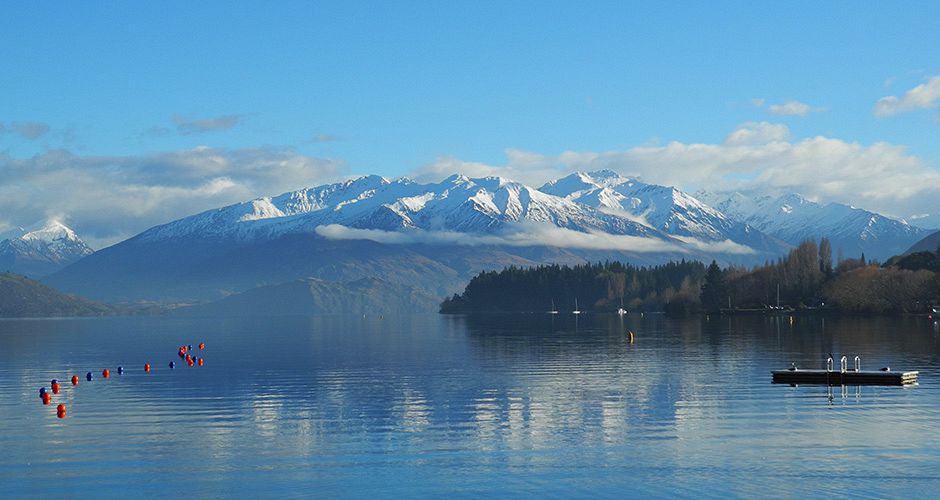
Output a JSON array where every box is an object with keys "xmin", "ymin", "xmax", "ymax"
[
  {"xmin": 540, "ymin": 170, "xmax": 789, "ymax": 254},
  {"xmin": 697, "ymin": 191, "xmax": 930, "ymax": 261},
  {"xmin": 0, "ymin": 220, "xmax": 94, "ymax": 276},
  {"xmin": 137, "ymin": 174, "xmax": 672, "ymax": 243},
  {"xmin": 49, "ymin": 174, "xmax": 757, "ymax": 303},
  {"xmin": 44, "ymin": 171, "xmax": 935, "ymax": 304}
]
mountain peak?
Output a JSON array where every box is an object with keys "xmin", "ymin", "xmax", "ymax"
[
  {"xmin": 0, "ymin": 219, "xmax": 94, "ymax": 277},
  {"xmin": 20, "ymin": 219, "xmax": 81, "ymax": 243},
  {"xmin": 345, "ymin": 174, "xmax": 389, "ymax": 188}
]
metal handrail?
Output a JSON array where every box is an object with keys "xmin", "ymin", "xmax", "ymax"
[
  {"xmin": 826, "ymin": 356, "xmax": 833, "ymax": 372},
  {"xmin": 854, "ymin": 356, "xmax": 861, "ymax": 372},
  {"xmin": 840, "ymin": 356, "xmax": 848, "ymax": 374}
]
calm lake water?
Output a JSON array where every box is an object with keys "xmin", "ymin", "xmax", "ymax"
[{"xmin": 2, "ymin": 313, "xmax": 939, "ymax": 498}]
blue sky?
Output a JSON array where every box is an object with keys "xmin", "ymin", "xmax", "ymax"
[{"xmin": 3, "ymin": 2, "xmax": 940, "ymax": 244}]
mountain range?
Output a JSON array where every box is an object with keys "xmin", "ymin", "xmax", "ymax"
[
  {"xmin": 541, "ymin": 171, "xmax": 790, "ymax": 255},
  {"xmin": 40, "ymin": 171, "xmax": 932, "ymax": 311},
  {"xmin": 696, "ymin": 190, "xmax": 929, "ymax": 260}
]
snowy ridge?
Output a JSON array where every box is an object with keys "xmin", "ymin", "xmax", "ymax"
[
  {"xmin": 541, "ymin": 170, "xmax": 786, "ymax": 253},
  {"xmin": 697, "ymin": 190, "xmax": 930, "ymax": 259},
  {"xmin": 126, "ymin": 169, "xmax": 928, "ymax": 261},
  {"xmin": 138, "ymin": 174, "xmax": 673, "ymax": 245}
]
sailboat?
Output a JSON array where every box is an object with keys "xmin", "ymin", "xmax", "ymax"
[
  {"xmin": 617, "ymin": 297, "xmax": 627, "ymax": 316},
  {"xmin": 767, "ymin": 283, "xmax": 794, "ymax": 313},
  {"xmin": 548, "ymin": 299, "xmax": 559, "ymax": 314},
  {"xmin": 572, "ymin": 298, "xmax": 581, "ymax": 315}
]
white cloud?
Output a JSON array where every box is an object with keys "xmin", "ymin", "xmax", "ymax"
[
  {"xmin": 316, "ymin": 222, "xmax": 755, "ymax": 255},
  {"xmin": 409, "ymin": 150, "xmax": 577, "ymax": 186},
  {"xmin": 408, "ymin": 123, "xmax": 940, "ymax": 221},
  {"xmin": 0, "ymin": 147, "xmax": 346, "ymax": 247},
  {"xmin": 767, "ymin": 100, "xmax": 821, "ymax": 117},
  {"xmin": 723, "ymin": 122, "xmax": 791, "ymax": 145},
  {"xmin": 874, "ymin": 75, "xmax": 940, "ymax": 116}
]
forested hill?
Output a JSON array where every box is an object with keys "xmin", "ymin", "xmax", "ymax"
[
  {"xmin": 0, "ymin": 273, "xmax": 115, "ymax": 317},
  {"xmin": 442, "ymin": 239, "xmax": 940, "ymax": 315},
  {"xmin": 440, "ymin": 261, "xmax": 707, "ymax": 314}
]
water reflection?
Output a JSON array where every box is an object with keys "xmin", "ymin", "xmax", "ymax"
[{"xmin": 2, "ymin": 313, "xmax": 940, "ymax": 496}]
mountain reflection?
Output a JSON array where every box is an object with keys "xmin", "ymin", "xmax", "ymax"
[{"xmin": 3, "ymin": 313, "xmax": 940, "ymax": 496}]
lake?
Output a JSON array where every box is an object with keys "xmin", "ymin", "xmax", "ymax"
[{"xmin": 2, "ymin": 313, "xmax": 939, "ymax": 497}]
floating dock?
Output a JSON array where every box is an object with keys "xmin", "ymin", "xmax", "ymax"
[
  {"xmin": 772, "ymin": 369, "xmax": 918, "ymax": 386},
  {"xmin": 773, "ymin": 355, "xmax": 918, "ymax": 386}
]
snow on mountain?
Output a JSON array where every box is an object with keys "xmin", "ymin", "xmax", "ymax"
[
  {"xmin": 52, "ymin": 174, "xmax": 767, "ymax": 304},
  {"xmin": 540, "ymin": 170, "xmax": 788, "ymax": 254},
  {"xmin": 137, "ymin": 174, "xmax": 674, "ymax": 244},
  {"xmin": 696, "ymin": 191, "xmax": 930, "ymax": 260},
  {"xmin": 0, "ymin": 220, "xmax": 94, "ymax": 276}
]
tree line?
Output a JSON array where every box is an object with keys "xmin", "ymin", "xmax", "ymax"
[
  {"xmin": 441, "ymin": 239, "xmax": 940, "ymax": 315},
  {"xmin": 440, "ymin": 260, "xmax": 706, "ymax": 314}
]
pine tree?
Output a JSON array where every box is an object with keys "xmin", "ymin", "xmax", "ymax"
[{"xmin": 700, "ymin": 260, "xmax": 726, "ymax": 314}]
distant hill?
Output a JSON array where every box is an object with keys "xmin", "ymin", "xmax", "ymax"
[
  {"xmin": 174, "ymin": 277, "xmax": 441, "ymax": 316},
  {"xmin": 0, "ymin": 272, "xmax": 113, "ymax": 317},
  {"xmin": 904, "ymin": 230, "xmax": 940, "ymax": 255}
]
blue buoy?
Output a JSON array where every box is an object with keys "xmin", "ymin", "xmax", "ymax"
[
  {"xmin": 86, "ymin": 372, "xmax": 93, "ymax": 381},
  {"xmin": 169, "ymin": 361, "xmax": 175, "ymax": 369},
  {"xmin": 51, "ymin": 379, "xmax": 58, "ymax": 385},
  {"xmin": 188, "ymin": 344, "xmax": 193, "ymax": 350},
  {"xmin": 39, "ymin": 387, "xmax": 47, "ymax": 396},
  {"xmin": 117, "ymin": 366, "xmax": 124, "ymax": 374}
]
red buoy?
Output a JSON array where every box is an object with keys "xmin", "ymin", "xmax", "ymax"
[
  {"xmin": 102, "ymin": 368, "xmax": 110, "ymax": 378},
  {"xmin": 57, "ymin": 404, "xmax": 66, "ymax": 418},
  {"xmin": 71, "ymin": 375, "xmax": 79, "ymax": 385},
  {"xmin": 51, "ymin": 382, "xmax": 60, "ymax": 394},
  {"xmin": 199, "ymin": 343, "xmax": 205, "ymax": 349},
  {"xmin": 144, "ymin": 363, "xmax": 151, "ymax": 372},
  {"xmin": 187, "ymin": 358, "xmax": 194, "ymax": 367},
  {"xmin": 42, "ymin": 392, "xmax": 51, "ymax": 404},
  {"xmin": 197, "ymin": 358, "xmax": 204, "ymax": 366}
]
